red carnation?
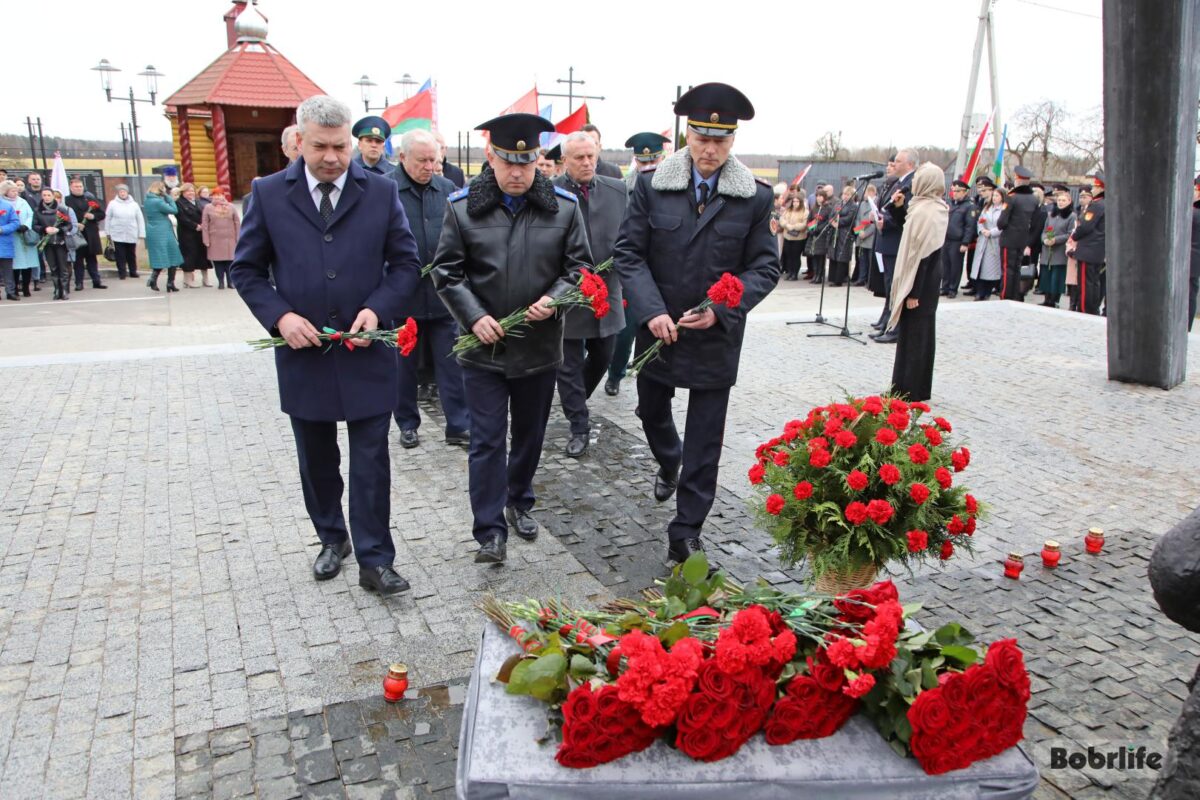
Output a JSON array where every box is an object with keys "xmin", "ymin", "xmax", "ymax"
[
  {"xmin": 844, "ymin": 501, "xmax": 869, "ymax": 525},
  {"xmin": 935, "ymin": 467, "xmax": 952, "ymax": 489},
  {"xmin": 965, "ymin": 494, "xmax": 978, "ymax": 515},
  {"xmin": 772, "ymin": 450, "xmax": 790, "ymax": 467},
  {"xmin": 807, "ymin": 436, "xmax": 829, "ymax": 450},
  {"xmin": 934, "ymin": 416, "xmax": 952, "ymax": 432},
  {"xmin": 907, "ymin": 443, "xmax": 930, "ymax": 464},
  {"xmin": 966, "ymin": 516, "xmax": 977, "ymax": 535},
  {"xmin": 748, "ymin": 463, "xmax": 765, "ymax": 485},
  {"xmin": 875, "ymin": 428, "xmax": 898, "ymax": 446},
  {"xmin": 923, "ymin": 426, "xmax": 943, "ymax": 446},
  {"xmin": 834, "ymin": 430, "xmax": 857, "ymax": 448},
  {"xmin": 940, "ymin": 540, "xmax": 954, "ymax": 560},
  {"xmin": 846, "ymin": 470, "xmax": 868, "ymax": 492},
  {"xmin": 823, "ymin": 416, "xmax": 844, "ymax": 436},
  {"xmin": 842, "ymin": 672, "xmax": 875, "ymax": 698},
  {"xmin": 878, "ymin": 463, "xmax": 901, "ymax": 485},
  {"xmin": 947, "ymin": 514, "xmax": 966, "ymax": 535},
  {"xmin": 793, "ymin": 481, "xmax": 813, "ymax": 500},
  {"xmin": 766, "ymin": 494, "xmax": 785, "ymax": 515},
  {"xmin": 909, "ymin": 483, "xmax": 931, "ymax": 505},
  {"xmin": 615, "ymin": 631, "xmax": 704, "ymax": 728},
  {"xmin": 911, "ymin": 401, "xmax": 931, "ymax": 412},
  {"xmin": 706, "ymin": 272, "xmax": 745, "ymax": 308},
  {"xmin": 395, "ymin": 317, "xmax": 419, "ymax": 357},
  {"xmin": 865, "ymin": 498, "xmax": 894, "ymax": 525},
  {"xmin": 888, "ymin": 398, "xmax": 909, "ymax": 414},
  {"xmin": 886, "ymin": 411, "xmax": 910, "ymax": 430},
  {"xmin": 861, "ymin": 396, "xmax": 884, "ymax": 415},
  {"xmin": 809, "ymin": 449, "xmax": 832, "ymax": 468},
  {"xmin": 907, "ymin": 529, "xmax": 929, "ymax": 552},
  {"xmin": 591, "ymin": 299, "xmax": 611, "ymax": 319},
  {"xmin": 825, "ymin": 637, "xmax": 859, "ymax": 669}
]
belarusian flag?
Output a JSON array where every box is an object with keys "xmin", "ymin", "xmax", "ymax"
[
  {"xmin": 383, "ymin": 89, "xmax": 434, "ymax": 134},
  {"xmin": 960, "ymin": 107, "xmax": 994, "ymax": 183}
]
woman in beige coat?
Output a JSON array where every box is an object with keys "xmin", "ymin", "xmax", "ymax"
[{"xmin": 200, "ymin": 188, "xmax": 241, "ymax": 289}]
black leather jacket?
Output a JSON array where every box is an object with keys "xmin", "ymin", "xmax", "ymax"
[{"xmin": 432, "ymin": 167, "xmax": 592, "ymax": 377}]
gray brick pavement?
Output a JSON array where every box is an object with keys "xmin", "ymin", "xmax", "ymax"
[{"xmin": 0, "ymin": 300, "xmax": 1197, "ymax": 797}]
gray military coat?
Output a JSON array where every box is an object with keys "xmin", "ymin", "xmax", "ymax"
[{"xmin": 553, "ymin": 172, "xmax": 627, "ymax": 338}]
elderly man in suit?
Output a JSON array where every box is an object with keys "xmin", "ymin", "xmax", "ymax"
[
  {"xmin": 232, "ymin": 95, "xmax": 421, "ymax": 596},
  {"xmin": 614, "ymin": 83, "xmax": 780, "ymax": 565},
  {"xmin": 553, "ymin": 131, "xmax": 626, "ymax": 457}
]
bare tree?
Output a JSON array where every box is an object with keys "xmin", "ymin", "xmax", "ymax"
[
  {"xmin": 813, "ymin": 130, "xmax": 844, "ymax": 161},
  {"xmin": 1008, "ymin": 100, "xmax": 1069, "ymax": 173},
  {"xmin": 1060, "ymin": 105, "xmax": 1105, "ymax": 174}
]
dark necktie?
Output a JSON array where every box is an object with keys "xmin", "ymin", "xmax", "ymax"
[
  {"xmin": 577, "ymin": 182, "xmax": 589, "ymax": 201},
  {"xmin": 318, "ymin": 182, "xmax": 334, "ymax": 223},
  {"xmin": 697, "ymin": 181, "xmax": 709, "ymax": 215}
]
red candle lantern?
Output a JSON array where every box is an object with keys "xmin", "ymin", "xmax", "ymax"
[
  {"xmin": 1041, "ymin": 540, "xmax": 1061, "ymax": 568},
  {"xmin": 383, "ymin": 663, "xmax": 409, "ymax": 703},
  {"xmin": 1003, "ymin": 552, "xmax": 1024, "ymax": 580},
  {"xmin": 1084, "ymin": 527, "xmax": 1105, "ymax": 555}
]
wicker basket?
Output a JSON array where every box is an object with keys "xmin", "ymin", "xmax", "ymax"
[{"xmin": 812, "ymin": 561, "xmax": 879, "ymax": 595}]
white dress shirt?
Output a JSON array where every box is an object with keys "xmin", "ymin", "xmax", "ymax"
[{"xmin": 304, "ymin": 166, "xmax": 348, "ymax": 212}]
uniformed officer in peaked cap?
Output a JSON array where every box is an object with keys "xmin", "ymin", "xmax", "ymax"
[
  {"xmin": 352, "ymin": 115, "xmax": 393, "ymax": 174},
  {"xmin": 1068, "ymin": 169, "xmax": 1106, "ymax": 315},
  {"xmin": 432, "ymin": 112, "xmax": 592, "ymax": 564},
  {"xmin": 613, "ymin": 82, "xmax": 780, "ymax": 566}
]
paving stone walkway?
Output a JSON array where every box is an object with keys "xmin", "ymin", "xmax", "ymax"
[{"xmin": 1, "ymin": 297, "xmax": 1198, "ymax": 798}]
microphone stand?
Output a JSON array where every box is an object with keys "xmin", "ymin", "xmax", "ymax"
[{"xmin": 785, "ymin": 200, "xmax": 841, "ymax": 331}]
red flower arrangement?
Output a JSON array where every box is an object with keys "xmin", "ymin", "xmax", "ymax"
[
  {"xmin": 248, "ymin": 320, "xmax": 420, "ymax": 355},
  {"xmin": 628, "ymin": 273, "xmax": 744, "ymax": 376},
  {"xmin": 395, "ymin": 317, "xmax": 419, "ymax": 357},
  {"xmin": 750, "ymin": 394, "xmax": 982, "ymax": 583},
  {"xmin": 481, "ymin": 558, "xmax": 1028, "ymax": 775}
]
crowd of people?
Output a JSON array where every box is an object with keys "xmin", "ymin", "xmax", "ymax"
[
  {"xmin": 768, "ymin": 159, "xmax": 1116, "ymax": 326},
  {"xmin": 0, "ymin": 167, "xmax": 243, "ymax": 300}
]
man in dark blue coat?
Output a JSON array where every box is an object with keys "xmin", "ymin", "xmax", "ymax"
[
  {"xmin": 869, "ymin": 149, "xmax": 917, "ymax": 344},
  {"xmin": 940, "ymin": 179, "xmax": 978, "ymax": 298},
  {"xmin": 1068, "ymin": 171, "xmax": 1107, "ymax": 315},
  {"xmin": 232, "ymin": 95, "xmax": 421, "ymax": 596},
  {"xmin": 388, "ymin": 129, "xmax": 470, "ymax": 448},
  {"xmin": 613, "ymin": 83, "xmax": 780, "ymax": 565}
]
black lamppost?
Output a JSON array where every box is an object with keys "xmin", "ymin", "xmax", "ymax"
[
  {"xmin": 91, "ymin": 59, "xmax": 163, "ymax": 179},
  {"xmin": 355, "ymin": 73, "xmax": 418, "ymax": 112}
]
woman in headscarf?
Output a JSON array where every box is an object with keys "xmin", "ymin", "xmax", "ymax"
[{"xmin": 887, "ymin": 162, "xmax": 949, "ymax": 402}]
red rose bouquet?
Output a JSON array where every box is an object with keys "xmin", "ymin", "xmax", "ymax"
[
  {"xmin": 750, "ymin": 394, "xmax": 982, "ymax": 585},
  {"xmin": 629, "ymin": 272, "xmax": 744, "ymax": 376}
]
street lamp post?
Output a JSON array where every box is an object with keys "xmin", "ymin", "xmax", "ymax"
[
  {"xmin": 355, "ymin": 73, "xmax": 419, "ymax": 112},
  {"xmin": 91, "ymin": 59, "xmax": 164, "ymax": 180}
]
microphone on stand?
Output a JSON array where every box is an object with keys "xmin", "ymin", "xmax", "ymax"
[{"xmin": 854, "ymin": 170, "xmax": 884, "ymax": 181}]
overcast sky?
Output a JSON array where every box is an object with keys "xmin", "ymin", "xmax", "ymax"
[{"xmin": 6, "ymin": 0, "xmax": 1105, "ymax": 156}]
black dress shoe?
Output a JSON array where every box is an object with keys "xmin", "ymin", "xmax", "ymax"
[
  {"xmin": 946, "ymin": 291, "xmax": 957, "ymax": 299},
  {"xmin": 399, "ymin": 429, "xmax": 419, "ymax": 449},
  {"xmin": 505, "ymin": 506, "xmax": 538, "ymax": 540},
  {"xmin": 75, "ymin": 283, "xmax": 84, "ymax": 291},
  {"xmin": 475, "ymin": 535, "xmax": 507, "ymax": 563},
  {"xmin": 93, "ymin": 284, "xmax": 108, "ymax": 289},
  {"xmin": 565, "ymin": 433, "xmax": 588, "ymax": 458},
  {"xmin": 416, "ymin": 384, "xmax": 434, "ymax": 402},
  {"xmin": 445, "ymin": 430, "xmax": 470, "ymax": 447},
  {"xmin": 963, "ymin": 287, "xmax": 976, "ymax": 296},
  {"xmin": 359, "ymin": 565, "xmax": 411, "ymax": 595},
  {"xmin": 666, "ymin": 537, "xmax": 705, "ymax": 565},
  {"xmin": 604, "ymin": 379, "xmax": 619, "ymax": 396},
  {"xmin": 654, "ymin": 465, "xmax": 679, "ymax": 502},
  {"xmin": 313, "ymin": 540, "xmax": 352, "ymax": 581},
  {"xmin": 874, "ymin": 331, "xmax": 899, "ymax": 344},
  {"xmin": 870, "ymin": 321, "xmax": 884, "ymax": 330}
]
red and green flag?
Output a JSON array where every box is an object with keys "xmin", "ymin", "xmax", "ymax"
[
  {"xmin": 960, "ymin": 107, "xmax": 994, "ymax": 183},
  {"xmin": 383, "ymin": 82, "xmax": 435, "ymax": 134}
]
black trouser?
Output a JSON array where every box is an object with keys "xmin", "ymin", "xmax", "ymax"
[
  {"xmin": 1, "ymin": 258, "xmax": 12, "ymax": 298},
  {"xmin": 290, "ymin": 412, "xmax": 394, "ymax": 568},
  {"xmin": 607, "ymin": 315, "xmax": 637, "ymax": 385},
  {"xmin": 850, "ymin": 246, "xmax": 872, "ymax": 284},
  {"xmin": 781, "ymin": 239, "xmax": 805, "ymax": 279},
  {"xmin": 212, "ymin": 260, "xmax": 232, "ymax": 287},
  {"xmin": 1188, "ymin": 274, "xmax": 1199, "ymax": 332},
  {"xmin": 557, "ymin": 335, "xmax": 615, "ymax": 436},
  {"xmin": 876, "ymin": 254, "xmax": 896, "ymax": 324},
  {"xmin": 1078, "ymin": 261, "xmax": 1105, "ymax": 315},
  {"xmin": 827, "ymin": 260, "xmax": 849, "ymax": 285},
  {"xmin": 808, "ymin": 254, "xmax": 826, "ymax": 283},
  {"xmin": 395, "ymin": 316, "xmax": 470, "ymax": 436},
  {"xmin": 73, "ymin": 249, "xmax": 103, "ymax": 287},
  {"xmin": 114, "ymin": 241, "xmax": 139, "ymax": 277},
  {"xmin": 44, "ymin": 246, "xmax": 71, "ymax": 295},
  {"xmin": 462, "ymin": 366, "xmax": 557, "ymax": 544},
  {"xmin": 940, "ymin": 241, "xmax": 966, "ymax": 293},
  {"xmin": 15, "ymin": 269, "xmax": 31, "ymax": 295},
  {"xmin": 636, "ymin": 376, "xmax": 731, "ymax": 542},
  {"xmin": 974, "ymin": 279, "xmax": 1000, "ymax": 300},
  {"xmin": 1000, "ymin": 247, "xmax": 1024, "ymax": 301}
]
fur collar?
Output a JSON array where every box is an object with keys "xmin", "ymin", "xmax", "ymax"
[
  {"xmin": 467, "ymin": 165, "xmax": 559, "ymax": 218},
  {"xmin": 651, "ymin": 147, "xmax": 757, "ymax": 199}
]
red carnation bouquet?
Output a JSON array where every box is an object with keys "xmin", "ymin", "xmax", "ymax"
[
  {"xmin": 750, "ymin": 394, "xmax": 982, "ymax": 586},
  {"xmin": 451, "ymin": 257, "xmax": 613, "ymax": 355},
  {"xmin": 629, "ymin": 272, "xmax": 744, "ymax": 375},
  {"xmin": 248, "ymin": 317, "xmax": 419, "ymax": 355},
  {"xmin": 38, "ymin": 210, "xmax": 75, "ymax": 251},
  {"xmin": 480, "ymin": 554, "xmax": 1029, "ymax": 774}
]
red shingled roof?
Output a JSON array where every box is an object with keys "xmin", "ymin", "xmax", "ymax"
[{"xmin": 164, "ymin": 41, "xmax": 325, "ymax": 109}]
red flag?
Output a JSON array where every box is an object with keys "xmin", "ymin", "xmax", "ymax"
[
  {"xmin": 790, "ymin": 164, "xmax": 812, "ymax": 189},
  {"xmin": 501, "ymin": 86, "xmax": 540, "ymax": 116},
  {"xmin": 382, "ymin": 91, "xmax": 434, "ymax": 132},
  {"xmin": 961, "ymin": 108, "xmax": 995, "ymax": 183},
  {"xmin": 555, "ymin": 103, "xmax": 589, "ymax": 135}
]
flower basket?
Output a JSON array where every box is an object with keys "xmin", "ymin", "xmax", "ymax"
[
  {"xmin": 811, "ymin": 557, "xmax": 878, "ymax": 594},
  {"xmin": 749, "ymin": 394, "xmax": 983, "ymax": 586}
]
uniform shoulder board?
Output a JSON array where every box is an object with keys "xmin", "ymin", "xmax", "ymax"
[
  {"xmin": 449, "ymin": 187, "xmax": 469, "ymax": 202},
  {"xmin": 755, "ymin": 177, "xmax": 773, "ymax": 188},
  {"xmin": 553, "ymin": 186, "xmax": 578, "ymax": 202}
]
